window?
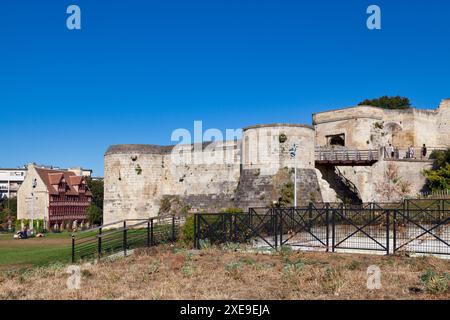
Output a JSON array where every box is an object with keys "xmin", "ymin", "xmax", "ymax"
[{"xmin": 327, "ymin": 134, "xmax": 345, "ymax": 147}]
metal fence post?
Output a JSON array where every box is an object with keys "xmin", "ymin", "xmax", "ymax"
[
  {"xmin": 193, "ymin": 214, "xmax": 197, "ymax": 248},
  {"xmin": 273, "ymin": 210, "xmax": 278, "ymax": 250},
  {"xmin": 172, "ymin": 216, "xmax": 176, "ymax": 242},
  {"xmin": 98, "ymin": 227, "xmax": 102, "ymax": 258},
  {"xmin": 123, "ymin": 220, "xmax": 127, "ymax": 256},
  {"xmin": 331, "ymin": 209, "xmax": 335, "ymax": 253},
  {"xmin": 393, "ymin": 210, "xmax": 397, "ymax": 254},
  {"xmin": 386, "ymin": 210, "xmax": 390, "ymax": 255},
  {"xmin": 405, "ymin": 199, "xmax": 409, "ymax": 222},
  {"xmin": 229, "ymin": 215, "xmax": 234, "ymax": 241},
  {"xmin": 147, "ymin": 220, "xmax": 151, "ymax": 247},
  {"xmin": 150, "ymin": 218, "xmax": 154, "ymax": 246},
  {"xmin": 196, "ymin": 213, "xmax": 201, "ymax": 249},
  {"xmin": 71, "ymin": 234, "xmax": 75, "ymax": 263},
  {"xmin": 279, "ymin": 209, "xmax": 283, "ymax": 247}
]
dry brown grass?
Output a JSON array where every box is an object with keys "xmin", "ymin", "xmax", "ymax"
[{"xmin": 0, "ymin": 245, "xmax": 449, "ymax": 300}]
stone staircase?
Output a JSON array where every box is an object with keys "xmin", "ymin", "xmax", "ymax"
[{"xmin": 316, "ymin": 165, "xmax": 362, "ymax": 204}]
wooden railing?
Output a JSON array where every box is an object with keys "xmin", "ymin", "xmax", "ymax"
[{"xmin": 315, "ymin": 148, "xmax": 379, "ymax": 162}]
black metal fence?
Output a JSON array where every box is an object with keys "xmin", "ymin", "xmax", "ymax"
[
  {"xmin": 71, "ymin": 216, "xmax": 181, "ymax": 262},
  {"xmin": 194, "ymin": 201, "xmax": 450, "ymax": 256}
]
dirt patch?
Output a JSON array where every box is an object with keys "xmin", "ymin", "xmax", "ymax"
[
  {"xmin": 0, "ymin": 245, "xmax": 449, "ymax": 300},
  {"xmin": 0, "ymin": 237, "xmax": 70, "ymax": 248}
]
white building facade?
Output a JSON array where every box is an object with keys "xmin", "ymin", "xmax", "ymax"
[{"xmin": 0, "ymin": 168, "xmax": 27, "ymax": 199}]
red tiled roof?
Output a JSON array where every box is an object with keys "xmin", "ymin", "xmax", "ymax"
[
  {"xmin": 69, "ymin": 176, "xmax": 83, "ymax": 185},
  {"xmin": 35, "ymin": 167, "xmax": 92, "ymax": 197},
  {"xmin": 48, "ymin": 173, "xmax": 64, "ymax": 185}
]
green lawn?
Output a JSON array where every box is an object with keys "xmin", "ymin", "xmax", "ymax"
[{"xmin": 0, "ymin": 232, "xmax": 72, "ymax": 270}]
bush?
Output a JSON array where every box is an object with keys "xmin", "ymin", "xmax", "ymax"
[
  {"xmin": 358, "ymin": 96, "xmax": 411, "ymax": 109},
  {"xmin": 420, "ymin": 269, "xmax": 450, "ymax": 294},
  {"xmin": 180, "ymin": 214, "xmax": 195, "ymax": 244},
  {"xmin": 87, "ymin": 204, "xmax": 102, "ymax": 225}
]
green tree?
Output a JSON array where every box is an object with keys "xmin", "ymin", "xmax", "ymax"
[
  {"xmin": 424, "ymin": 149, "xmax": 450, "ymax": 191},
  {"xmin": 358, "ymin": 96, "xmax": 411, "ymax": 109},
  {"xmin": 0, "ymin": 197, "xmax": 17, "ymax": 230},
  {"xmin": 85, "ymin": 177, "xmax": 104, "ymax": 210},
  {"xmin": 429, "ymin": 149, "xmax": 450, "ymax": 169},
  {"xmin": 86, "ymin": 204, "xmax": 102, "ymax": 225},
  {"xmin": 85, "ymin": 178, "xmax": 103, "ymax": 225},
  {"xmin": 0, "ymin": 197, "xmax": 17, "ymax": 221}
]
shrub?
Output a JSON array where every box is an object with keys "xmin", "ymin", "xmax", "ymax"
[
  {"xmin": 321, "ymin": 267, "xmax": 345, "ymax": 295},
  {"xmin": 180, "ymin": 214, "xmax": 195, "ymax": 245},
  {"xmin": 148, "ymin": 261, "xmax": 160, "ymax": 275},
  {"xmin": 225, "ymin": 261, "xmax": 243, "ymax": 280},
  {"xmin": 419, "ymin": 269, "xmax": 450, "ymax": 294}
]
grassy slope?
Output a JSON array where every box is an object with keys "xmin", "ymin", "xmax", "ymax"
[{"xmin": 0, "ymin": 233, "xmax": 72, "ymax": 269}]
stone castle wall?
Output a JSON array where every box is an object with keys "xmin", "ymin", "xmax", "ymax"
[
  {"xmin": 335, "ymin": 160, "xmax": 433, "ymax": 203},
  {"xmin": 104, "ymin": 124, "xmax": 318, "ymax": 224},
  {"xmin": 313, "ymin": 100, "xmax": 450, "ymax": 150},
  {"xmin": 104, "ymin": 100, "xmax": 449, "ymax": 224}
]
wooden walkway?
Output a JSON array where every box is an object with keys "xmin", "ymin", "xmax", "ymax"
[{"xmin": 315, "ymin": 148, "xmax": 379, "ymax": 166}]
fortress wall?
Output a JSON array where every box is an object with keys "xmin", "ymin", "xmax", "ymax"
[
  {"xmin": 103, "ymin": 100, "xmax": 449, "ymax": 223},
  {"xmin": 313, "ymin": 106, "xmax": 384, "ymax": 124},
  {"xmin": 104, "ymin": 151, "xmax": 165, "ymax": 224},
  {"xmin": 313, "ymin": 105, "xmax": 447, "ymax": 150},
  {"xmin": 314, "ymin": 117, "xmax": 379, "ymax": 149},
  {"xmin": 411, "ymin": 109, "xmax": 440, "ymax": 148},
  {"xmin": 161, "ymin": 141, "xmax": 241, "ymax": 208},
  {"xmin": 104, "ymin": 142, "xmax": 242, "ymax": 222},
  {"xmin": 243, "ymin": 124, "xmax": 315, "ymax": 175},
  {"xmin": 337, "ymin": 160, "xmax": 433, "ymax": 203},
  {"xmin": 437, "ymin": 99, "xmax": 450, "ymax": 148}
]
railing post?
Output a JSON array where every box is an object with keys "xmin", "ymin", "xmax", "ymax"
[
  {"xmin": 273, "ymin": 210, "xmax": 278, "ymax": 250},
  {"xmin": 193, "ymin": 214, "xmax": 197, "ymax": 248},
  {"xmin": 229, "ymin": 215, "xmax": 234, "ymax": 241},
  {"xmin": 147, "ymin": 220, "xmax": 151, "ymax": 247},
  {"xmin": 71, "ymin": 234, "xmax": 75, "ymax": 263},
  {"xmin": 386, "ymin": 210, "xmax": 390, "ymax": 255},
  {"xmin": 405, "ymin": 199, "xmax": 409, "ymax": 223},
  {"xmin": 98, "ymin": 227, "xmax": 102, "ymax": 259},
  {"xmin": 196, "ymin": 213, "xmax": 201, "ymax": 249},
  {"xmin": 172, "ymin": 216, "xmax": 176, "ymax": 242},
  {"xmin": 393, "ymin": 210, "xmax": 397, "ymax": 254},
  {"xmin": 123, "ymin": 220, "xmax": 127, "ymax": 256},
  {"xmin": 279, "ymin": 209, "xmax": 283, "ymax": 247},
  {"xmin": 331, "ymin": 209, "xmax": 335, "ymax": 253},
  {"xmin": 221, "ymin": 214, "xmax": 226, "ymax": 243},
  {"xmin": 150, "ymin": 218, "xmax": 154, "ymax": 246}
]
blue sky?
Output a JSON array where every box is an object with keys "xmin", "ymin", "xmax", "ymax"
[{"xmin": 1, "ymin": 0, "xmax": 449, "ymax": 176}]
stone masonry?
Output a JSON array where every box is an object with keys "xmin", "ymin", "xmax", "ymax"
[{"xmin": 104, "ymin": 100, "xmax": 450, "ymax": 223}]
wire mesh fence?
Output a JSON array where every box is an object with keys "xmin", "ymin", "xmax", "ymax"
[{"xmin": 194, "ymin": 201, "xmax": 450, "ymax": 256}]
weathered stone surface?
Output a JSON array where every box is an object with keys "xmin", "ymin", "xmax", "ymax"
[
  {"xmin": 104, "ymin": 124, "xmax": 317, "ymax": 223},
  {"xmin": 104, "ymin": 101, "xmax": 449, "ymax": 223}
]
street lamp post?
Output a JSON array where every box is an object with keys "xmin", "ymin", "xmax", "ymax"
[
  {"xmin": 31, "ymin": 178, "xmax": 37, "ymax": 234},
  {"xmin": 289, "ymin": 144, "xmax": 298, "ymax": 208}
]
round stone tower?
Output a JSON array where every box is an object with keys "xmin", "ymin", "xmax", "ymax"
[{"xmin": 242, "ymin": 124, "xmax": 315, "ymax": 175}]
